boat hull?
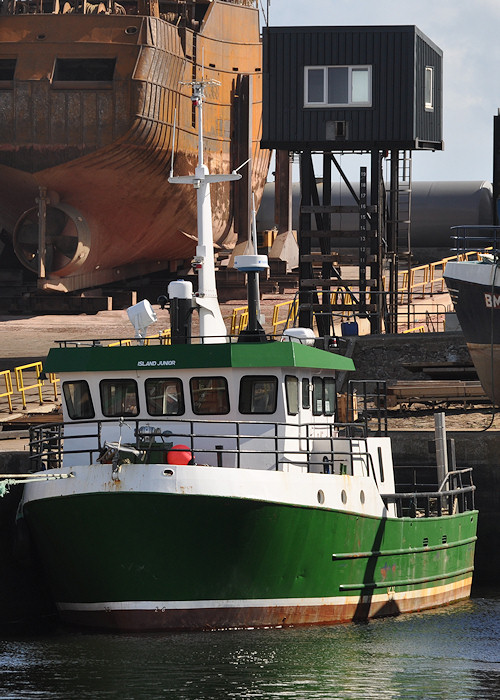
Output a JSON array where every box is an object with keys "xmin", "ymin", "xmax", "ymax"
[
  {"xmin": 0, "ymin": 6, "xmax": 270, "ymax": 290},
  {"xmin": 444, "ymin": 261, "xmax": 500, "ymax": 403},
  {"xmin": 22, "ymin": 489, "xmax": 477, "ymax": 631}
]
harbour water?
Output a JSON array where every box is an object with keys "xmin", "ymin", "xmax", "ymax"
[{"xmin": 1, "ymin": 590, "xmax": 499, "ymax": 700}]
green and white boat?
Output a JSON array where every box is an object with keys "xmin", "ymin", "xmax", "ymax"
[{"xmin": 19, "ymin": 82, "xmax": 477, "ymax": 632}]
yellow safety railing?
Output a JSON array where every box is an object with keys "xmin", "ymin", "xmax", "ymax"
[
  {"xmin": 402, "ymin": 325, "xmax": 426, "ymax": 334},
  {"xmin": 160, "ymin": 329, "xmax": 171, "ymax": 344},
  {"xmin": 108, "ymin": 339, "xmax": 132, "ymax": 347},
  {"xmin": 330, "ymin": 290, "xmax": 355, "ymax": 320},
  {"xmin": 48, "ymin": 372, "xmax": 60, "ymax": 401},
  {"xmin": 272, "ymin": 299, "xmax": 298, "ymax": 334},
  {"xmin": 14, "ymin": 361, "xmax": 44, "ymax": 409},
  {"xmin": 144, "ymin": 333, "xmax": 161, "ymax": 346},
  {"xmin": 230, "ymin": 306, "xmax": 249, "ymax": 335},
  {"xmin": 108, "ymin": 330, "xmax": 171, "ymax": 346},
  {"xmin": 396, "ymin": 249, "xmax": 493, "ymax": 303},
  {"xmin": 144, "ymin": 328, "xmax": 172, "ymax": 345},
  {"xmin": 0, "ymin": 369, "xmax": 13, "ymax": 413}
]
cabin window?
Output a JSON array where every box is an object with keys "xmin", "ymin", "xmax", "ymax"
[
  {"xmin": 305, "ymin": 65, "xmax": 371, "ymax": 107},
  {"xmin": 0, "ymin": 58, "xmax": 16, "ymax": 81},
  {"xmin": 190, "ymin": 377, "xmax": 229, "ymax": 415},
  {"xmin": 312, "ymin": 376, "xmax": 336, "ymax": 416},
  {"xmin": 239, "ymin": 375, "xmax": 278, "ymax": 414},
  {"xmin": 302, "ymin": 378, "xmax": 310, "ymax": 409},
  {"xmin": 425, "ymin": 66, "xmax": 434, "ymax": 110},
  {"xmin": 312, "ymin": 376, "xmax": 323, "ymax": 416},
  {"xmin": 324, "ymin": 377, "xmax": 336, "ymax": 416},
  {"xmin": 53, "ymin": 58, "xmax": 116, "ymax": 82},
  {"xmin": 285, "ymin": 376, "xmax": 299, "ymax": 415},
  {"xmin": 100, "ymin": 379, "xmax": 139, "ymax": 417},
  {"xmin": 145, "ymin": 378, "xmax": 184, "ymax": 416},
  {"xmin": 62, "ymin": 380, "xmax": 94, "ymax": 420}
]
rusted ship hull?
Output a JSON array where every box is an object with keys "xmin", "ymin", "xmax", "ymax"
[{"xmin": 0, "ymin": 3, "xmax": 270, "ymax": 291}]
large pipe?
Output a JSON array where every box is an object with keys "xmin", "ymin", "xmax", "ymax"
[{"xmin": 257, "ymin": 180, "xmax": 493, "ymax": 261}]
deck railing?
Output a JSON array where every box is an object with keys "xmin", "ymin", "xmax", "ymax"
[
  {"xmin": 26, "ymin": 418, "xmax": 476, "ymax": 518},
  {"xmin": 381, "ymin": 468, "xmax": 475, "ymax": 517},
  {"xmin": 449, "ymin": 225, "xmax": 500, "ymax": 260},
  {"xmin": 29, "ymin": 417, "xmax": 369, "ymax": 473}
]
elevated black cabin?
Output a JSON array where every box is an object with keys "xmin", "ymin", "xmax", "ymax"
[{"xmin": 262, "ymin": 25, "xmax": 443, "ymax": 152}]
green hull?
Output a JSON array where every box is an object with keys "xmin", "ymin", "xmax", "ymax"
[{"xmin": 23, "ymin": 493, "xmax": 477, "ymax": 631}]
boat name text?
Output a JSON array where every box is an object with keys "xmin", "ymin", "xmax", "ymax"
[
  {"xmin": 137, "ymin": 360, "xmax": 176, "ymax": 367},
  {"xmin": 484, "ymin": 293, "xmax": 500, "ymax": 308}
]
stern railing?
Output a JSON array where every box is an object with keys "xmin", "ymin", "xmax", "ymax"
[{"xmin": 381, "ymin": 467, "xmax": 475, "ymax": 517}]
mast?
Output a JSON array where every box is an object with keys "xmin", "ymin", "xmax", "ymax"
[{"xmin": 169, "ymin": 80, "xmax": 241, "ymax": 343}]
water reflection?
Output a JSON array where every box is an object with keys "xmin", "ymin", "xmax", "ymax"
[{"xmin": 0, "ymin": 595, "xmax": 499, "ymax": 700}]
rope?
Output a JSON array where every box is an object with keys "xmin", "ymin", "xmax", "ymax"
[{"xmin": 0, "ymin": 472, "xmax": 74, "ymax": 497}]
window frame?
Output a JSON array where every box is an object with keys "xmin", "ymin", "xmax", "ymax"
[
  {"xmin": 311, "ymin": 376, "xmax": 337, "ymax": 416},
  {"xmin": 190, "ymin": 376, "xmax": 230, "ymax": 416},
  {"xmin": 425, "ymin": 65, "xmax": 434, "ymax": 111},
  {"xmin": 312, "ymin": 376, "xmax": 324, "ymax": 416},
  {"xmin": 99, "ymin": 378, "xmax": 139, "ymax": 418},
  {"xmin": 145, "ymin": 377, "xmax": 185, "ymax": 417},
  {"xmin": 62, "ymin": 380, "xmax": 95, "ymax": 420},
  {"xmin": 304, "ymin": 64, "xmax": 372, "ymax": 108},
  {"xmin": 239, "ymin": 375, "xmax": 278, "ymax": 415},
  {"xmin": 302, "ymin": 378, "xmax": 311, "ymax": 409},
  {"xmin": 323, "ymin": 377, "xmax": 336, "ymax": 417},
  {"xmin": 285, "ymin": 375, "xmax": 299, "ymax": 416}
]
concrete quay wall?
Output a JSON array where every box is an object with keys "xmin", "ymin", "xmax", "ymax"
[
  {"xmin": 349, "ymin": 331, "xmax": 472, "ymax": 383},
  {"xmin": 0, "ymin": 452, "xmax": 55, "ymax": 627}
]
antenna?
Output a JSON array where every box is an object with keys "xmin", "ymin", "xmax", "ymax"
[{"xmin": 168, "ymin": 79, "xmax": 240, "ymax": 343}]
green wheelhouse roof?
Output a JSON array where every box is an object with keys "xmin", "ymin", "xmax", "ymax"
[{"xmin": 43, "ymin": 340, "xmax": 356, "ymax": 374}]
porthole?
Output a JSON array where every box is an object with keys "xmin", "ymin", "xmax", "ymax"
[
  {"xmin": 341, "ymin": 490, "xmax": 347, "ymax": 505},
  {"xmin": 125, "ymin": 26, "xmax": 138, "ymax": 35},
  {"xmin": 360, "ymin": 490, "xmax": 365, "ymax": 504},
  {"xmin": 37, "ymin": 34, "xmax": 46, "ymax": 40},
  {"xmin": 317, "ymin": 490, "xmax": 325, "ymax": 505},
  {"xmin": 163, "ymin": 469, "xmax": 174, "ymax": 476}
]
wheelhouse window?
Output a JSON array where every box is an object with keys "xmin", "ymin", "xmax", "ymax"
[
  {"xmin": 425, "ymin": 66, "xmax": 434, "ymax": 110},
  {"xmin": 324, "ymin": 377, "xmax": 336, "ymax": 416},
  {"xmin": 312, "ymin": 377, "xmax": 323, "ymax": 416},
  {"xmin": 145, "ymin": 378, "xmax": 184, "ymax": 416},
  {"xmin": 190, "ymin": 377, "xmax": 229, "ymax": 415},
  {"xmin": 100, "ymin": 379, "xmax": 139, "ymax": 417},
  {"xmin": 62, "ymin": 380, "xmax": 94, "ymax": 420},
  {"xmin": 239, "ymin": 375, "xmax": 278, "ymax": 414},
  {"xmin": 285, "ymin": 375, "xmax": 299, "ymax": 415},
  {"xmin": 305, "ymin": 65, "xmax": 371, "ymax": 107},
  {"xmin": 53, "ymin": 58, "xmax": 116, "ymax": 82},
  {"xmin": 312, "ymin": 376, "xmax": 336, "ymax": 416},
  {"xmin": 302, "ymin": 378, "xmax": 310, "ymax": 409}
]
